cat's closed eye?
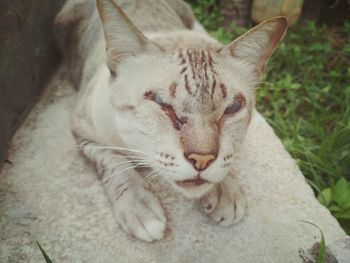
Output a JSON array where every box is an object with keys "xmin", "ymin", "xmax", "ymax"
[{"xmin": 145, "ymin": 91, "xmax": 187, "ymax": 130}]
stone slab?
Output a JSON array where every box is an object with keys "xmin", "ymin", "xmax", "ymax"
[{"xmin": 0, "ymin": 69, "xmax": 349, "ymax": 263}]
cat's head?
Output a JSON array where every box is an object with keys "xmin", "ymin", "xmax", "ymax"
[{"xmin": 96, "ymin": 0, "xmax": 287, "ymax": 198}]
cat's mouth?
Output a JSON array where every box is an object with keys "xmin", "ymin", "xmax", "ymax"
[{"xmin": 175, "ymin": 176, "xmax": 209, "ymax": 188}]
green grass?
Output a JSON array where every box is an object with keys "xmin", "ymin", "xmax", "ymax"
[
  {"xmin": 301, "ymin": 221, "xmax": 327, "ymax": 263},
  {"xmin": 188, "ymin": 1, "xmax": 350, "ymax": 233}
]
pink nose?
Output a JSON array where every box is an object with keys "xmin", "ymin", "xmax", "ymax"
[{"xmin": 184, "ymin": 153, "xmax": 216, "ymax": 171}]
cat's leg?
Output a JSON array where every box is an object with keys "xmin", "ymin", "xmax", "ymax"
[
  {"xmin": 200, "ymin": 175, "xmax": 247, "ymax": 226},
  {"xmin": 78, "ymin": 139, "xmax": 166, "ymax": 242}
]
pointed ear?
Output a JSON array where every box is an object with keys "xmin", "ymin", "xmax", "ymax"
[
  {"xmin": 96, "ymin": 0, "xmax": 161, "ymax": 73},
  {"xmin": 219, "ymin": 17, "xmax": 288, "ymax": 76}
]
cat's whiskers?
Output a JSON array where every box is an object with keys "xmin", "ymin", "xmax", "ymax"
[
  {"xmin": 77, "ymin": 144, "xmax": 148, "ymax": 156},
  {"xmin": 112, "ymin": 157, "xmax": 152, "ymax": 165},
  {"xmin": 95, "ymin": 159, "xmax": 151, "ymax": 174},
  {"xmin": 90, "ymin": 163, "xmax": 149, "ymax": 188},
  {"xmin": 110, "ymin": 155, "xmax": 153, "ymax": 164},
  {"xmin": 136, "ymin": 170, "xmax": 160, "ymax": 191}
]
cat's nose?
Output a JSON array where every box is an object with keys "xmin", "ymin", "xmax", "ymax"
[{"xmin": 184, "ymin": 153, "xmax": 216, "ymax": 171}]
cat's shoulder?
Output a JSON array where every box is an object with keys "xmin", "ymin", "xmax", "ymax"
[{"xmin": 55, "ymin": 0, "xmax": 196, "ymax": 31}]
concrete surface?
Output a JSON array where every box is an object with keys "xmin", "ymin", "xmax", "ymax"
[{"xmin": 1, "ymin": 68, "xmax": 349, "ymax": 263}]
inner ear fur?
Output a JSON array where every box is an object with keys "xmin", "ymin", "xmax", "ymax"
[
  {"xmin": 96, "ymin": 0, "xmax": 161, "ymax": 73},
  {"xmin": 219, "ymin": 17, "xmax": 288, "ymax": 76}
]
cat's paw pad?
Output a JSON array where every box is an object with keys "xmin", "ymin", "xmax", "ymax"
[
  {"xmin": 113, "ymin": 188, "xmax": 166, "ymax": 242},
  {"xmin": 200, "ymin": 184, "xmax": 247, "ymax": 227}
]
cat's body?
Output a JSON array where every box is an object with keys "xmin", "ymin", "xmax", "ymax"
[{"xmin": 55, "ymin": 0, "xmax": 287, "ymax": 242}]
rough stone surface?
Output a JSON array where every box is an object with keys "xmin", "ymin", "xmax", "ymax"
[
  {"xmin": 0, "ymin": 69, "xmax": 349, "ymax": 263},
  {"xmin": 0, "ymin": 0, "xmax": 65, "ymax": 167}
]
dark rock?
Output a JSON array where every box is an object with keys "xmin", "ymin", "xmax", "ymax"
[{"xmin": 0, "ymin": 0, "xmax": 65, "ymax": 168}]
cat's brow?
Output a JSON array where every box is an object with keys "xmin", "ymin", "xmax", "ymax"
[{"xmin": 219, "ymin": 83, "xmax": 227, "ymax": 99}]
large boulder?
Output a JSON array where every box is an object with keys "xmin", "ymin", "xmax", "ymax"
[{"xmin": 0, "ymin": 68, "xmax": 349, "ymax": 262}]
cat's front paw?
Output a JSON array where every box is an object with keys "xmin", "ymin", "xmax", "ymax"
[
  {"xmin": 113, "ymin": 187, "xmax": 166, "ymax": 242},
  {"xmin": 200, "ymin": 181, "xmax": 247, "ymax": 226}
]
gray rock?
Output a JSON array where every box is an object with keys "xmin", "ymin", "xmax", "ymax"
[{"xmin": 0, "ymin": 68, "xmax": 349, "ymax": 262}]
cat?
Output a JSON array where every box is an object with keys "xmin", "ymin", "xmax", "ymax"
[{"xmin": 55, "ymin": 0, "xmax": 287, "ymax": 242}]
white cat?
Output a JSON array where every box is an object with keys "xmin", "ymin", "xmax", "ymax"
[{"xmin": 55, "ymin": 0, "xmax": 287, "ymax": 242}]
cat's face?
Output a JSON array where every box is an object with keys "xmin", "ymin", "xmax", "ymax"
[
  {"xmin": 109, "ymin": 48, "xmax": 256, "ymax": 197},
  {"xmin": 97, "ymin": 0, "xmax": 287, "ymax": 197}
]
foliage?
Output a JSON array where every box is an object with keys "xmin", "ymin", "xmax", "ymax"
[
  {"xmin": 190, "ymin": 0, "xmax": 223, "ymax": 31},
  {"xmin": 188, "ymin": 1, "xmax": 350, "ymax": 233},
  {"xmin": 318, "ymin": 177, "xmax": 350, "ymax": 233}
]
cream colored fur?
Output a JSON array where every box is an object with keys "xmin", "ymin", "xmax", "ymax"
[{"xmin": 55, "ymin": 0, "xmax": 287, "ymax": 242}]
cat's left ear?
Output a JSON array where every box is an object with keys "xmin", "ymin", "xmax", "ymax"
[
  {"xmin": 97, "ymin": 0, "xmax": 162, "ymax": 74},
  {"xmin": 218, "ymin": 17, "xmax": 288, "ymax": 77}
]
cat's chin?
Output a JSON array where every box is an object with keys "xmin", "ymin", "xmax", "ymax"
[{"xmin": 170, "ymin": 180, "xmax": 215, "ymax": 198}]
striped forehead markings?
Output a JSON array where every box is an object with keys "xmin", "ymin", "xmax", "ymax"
[
  {"xmin": 178, "ymin": 48, "xmax": 221, "ymax": 99},
  {"xmin": 169, "ymin": 82, "xmax": 177, "ymax": 98},
  {"xmin": 211, "ymin": 78, "xmax": 217, "ymax": 100},
  {"xmin": 184, "ymin": 74, "xmax": 192, "ymax": 95}
]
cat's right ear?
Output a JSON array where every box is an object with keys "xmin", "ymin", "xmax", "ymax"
[
  {"xmin": 218, "ymin": 17, "xmax": 287, "ymax": 77},
  {"xmin": 96, "ymin": 0, "xmax": 161, "ymax": 74}
]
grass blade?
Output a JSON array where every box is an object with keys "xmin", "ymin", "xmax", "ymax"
[
  {"xmin": 300, "ymin": 221, "xmax": 326, "ymax": 263},
  {"xmin": 36, "ymin": 241, "xmax": 53, "ymax": 263}
]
